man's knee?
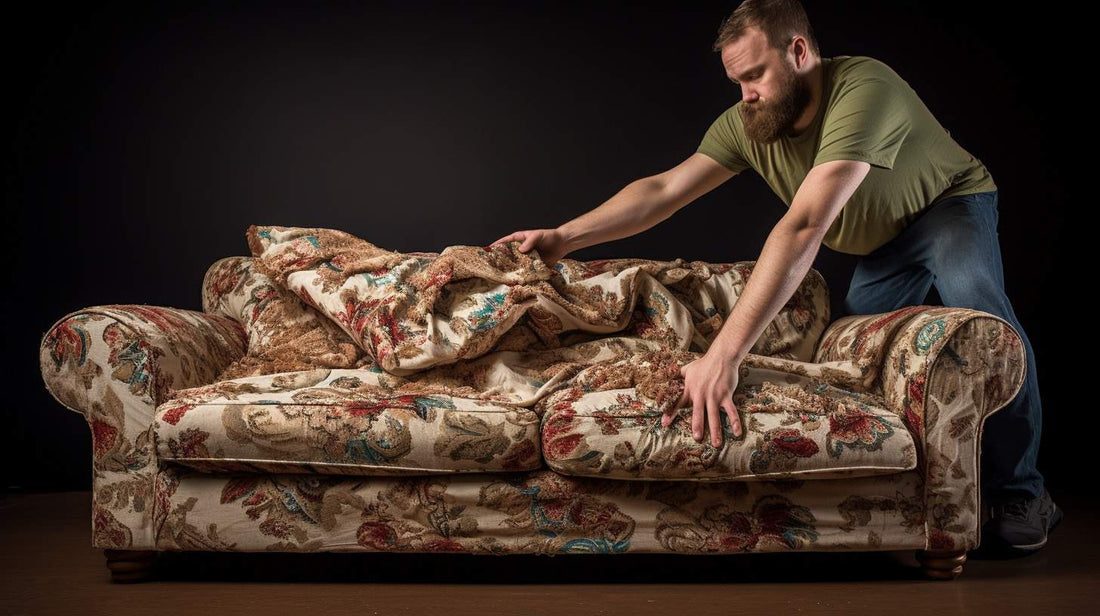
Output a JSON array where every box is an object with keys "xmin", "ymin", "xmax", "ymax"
[
  {"xmin": 842, "ymin": 281, "xmax": 877, "ymax": 316},
  {"xmin": 843, "ymin": 286, "xmax": 911, "ymax": 316},
  {"xmin": 933, "ymin": 272, "xmax": 1011, "ymax": 314}
]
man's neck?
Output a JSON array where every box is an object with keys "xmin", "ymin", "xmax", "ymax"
[{"xmin": 787, "ymin": 57, "xmax": 824, "ymax": 138}]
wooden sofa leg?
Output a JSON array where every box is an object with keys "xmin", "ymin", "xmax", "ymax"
[
  {"xmin": 103, "ymin": 549, "xmax": 158, "ymax": 583},
  {"xmin": 915, "ymin": 548, "xmax": 967, "ymax": 579}
]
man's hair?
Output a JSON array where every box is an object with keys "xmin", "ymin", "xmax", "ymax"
[{"xmin": 711, "ymin": 0, "xmax": 820, "ymax": 57}]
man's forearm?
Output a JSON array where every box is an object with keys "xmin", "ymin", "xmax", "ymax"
[
  {"xmin": 557, "ymin": 177, "xmax": 673, "ymax": 252},
  {"xmin": 709, "ymin": 218, "xmax": 825, "ymax": 362}
]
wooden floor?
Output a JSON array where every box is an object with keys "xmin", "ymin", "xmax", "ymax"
[{"xmin": 1, "ymin": 489, "xmax": 1096, "ymax": 614}]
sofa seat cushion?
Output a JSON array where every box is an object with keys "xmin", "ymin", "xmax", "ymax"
[
  {"xmin": 154, "ymin": 367, "xmax": 542, "ymax": 476},
  {"xmin": 540, "ymin": 354, "xmax": 918, "ymax": 482}
]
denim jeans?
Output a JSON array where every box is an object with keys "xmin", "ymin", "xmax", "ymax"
[{"xmin": 841, "ymin": 189, "xmax": 1044, "ymax": 502}]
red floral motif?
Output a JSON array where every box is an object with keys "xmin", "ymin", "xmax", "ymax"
[
  {"xmin": 160, "ymin": 402, "xmax": 196, "ymax": 426},
  {"xmin": 908, "ymin": 374, "xmax": 926, "ymax": 410},
  {"xmin": 501, "ymin": 439, "xmax": 538, "ymax": 470},
  {"xmin": 657, "ymin": 494, "xmax": 818, "ymax": 552},
  {"xmin": 221, "ymin": 477, "xmax": 260, "ymax": 504},
  {"xmin": 631, "ymin": 306, "xmax": 656, "ymax": 338},
  {"xmin": 209, "ymin": 268, "xmax": 241, "ymax": 299},
  {"xmin": 45, "ymin": 319, "xmax": 89, "ymax": 367},
  {"xmin": 123, "ymin": 305, "xmax": 191, "ymax": 335},
  {"xmin": 342, "ymin": 396, "xmax": 413, "ymax": 418},
  {"xmin": 927, "ymin": 528, "xmax": 957, "ymax": 550},
  {"xmin": 355, "ymin": 518, "xmax": 392, "ymax": 547},
  {"xmin": 770, "ymin": 427, "xmax": 820, "ymax": 457},
  {"xmin": 170, "ymin": 427, "xmax": 211, "ymax": 458},
  {"xmin": 826, "ymin": 407, "xmax": 894, "ymax": 456},
  {"xmin": 90, "ymin": 419, "xmax": 119, "ymax": 459},
  {"xmin": 92, "ymin": 504, "xmax": 130, "ymax": 548},
  {"xmin": 853, "ymin": 306, "xmax": 925, "ymax": 357},
  {"xmin": 543, "ymin": 407, "xmax": 584, "ymax": 459},
  {"xmin": 250, "ymin": 285, "xmax": 279, "ymax": 322},
  {"xmin": 420, "ymin": 537, "xmax": 468, "ymax": 552},
  {"xmin": 905, "ymin": 373, "xmax": 927, "ymax": 438}
]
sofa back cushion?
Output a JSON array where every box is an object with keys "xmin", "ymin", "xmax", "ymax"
[
  {"xmin": 234, "ymin": 225, "xmax": 832, "ymax": 369},
  {"xmin": 201, "ymin": 255, "xmax": 368, "ymax": 381}
]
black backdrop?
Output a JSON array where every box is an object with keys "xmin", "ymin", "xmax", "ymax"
[{"xmin": 7, "ymin": 1, "xmax": 1073, "ymax": 494}]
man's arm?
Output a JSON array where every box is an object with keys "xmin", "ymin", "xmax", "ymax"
[
  {"xmin": 708, "ymin": 159, "xmax": 872, "ymax": 363},
  {"xmin": 559, "ymin": 153, "xmax": 737, "ymax": 252}
]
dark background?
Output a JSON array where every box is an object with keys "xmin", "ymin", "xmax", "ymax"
[{"xmin": 7, "ymin": 1, "xmax": 1073, "ymax": 494}]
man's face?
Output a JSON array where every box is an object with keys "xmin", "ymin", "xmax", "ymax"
[{"xmin": 720, "ymin": 26, "xmax": 813, "ymax": 144}]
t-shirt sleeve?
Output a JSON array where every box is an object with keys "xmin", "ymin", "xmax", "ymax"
[
  {"xmin": 696, "ymin": 107, "xmax": 750, "ymax": 174},
  {"xmin": 813, "ymin": 77, "xmax": 911, "ymax": 170}
]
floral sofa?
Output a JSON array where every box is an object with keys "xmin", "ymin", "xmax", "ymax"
[{"xmin": 37, "ymin": 227, "xmax": 1025, "ymax": 583}]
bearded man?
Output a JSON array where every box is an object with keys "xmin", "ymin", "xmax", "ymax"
[{"xmin": 491, "ymin": 0, "xmax": 1060, "ymax": 558}]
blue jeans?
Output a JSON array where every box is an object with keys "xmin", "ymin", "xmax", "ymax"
[{"xmin": 841, "ymin": 189, "xmax": 1044, "ymax": 502}]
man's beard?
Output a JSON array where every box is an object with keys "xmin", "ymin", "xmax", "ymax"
[{"xmin": 739, "ymin": 61, "xmax": 813, "ymax": 144}]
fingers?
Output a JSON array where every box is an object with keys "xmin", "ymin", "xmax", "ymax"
[
  {"xmin": 490, "ymin": 232, "xmax": 519, "ymax": 247},
  {"xmin": 662, "ymin": 389, "xmax": 686, "ymax": 428},
  {"xmin": 664, "ymin": 391, "xmax": 743, "ymax": 445},
  {"xmin": 708, "ymin": 398, "xmax": 723, "ymax": 448},
  {"xmin": 692, "ymin": 396, "xmax": 705, "ymax": 442},
  {"xmin": 727, "ymin": 401, "xmax": 742, "ymax": 438}
]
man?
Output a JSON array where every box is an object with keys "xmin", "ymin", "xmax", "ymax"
[{"xmin": 490, "ymin": 0, "xmax": 1060, "ymax": 557}]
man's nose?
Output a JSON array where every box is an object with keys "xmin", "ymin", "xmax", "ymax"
[{"xmin": 742, "ymin": 88, "xmax": 759, "ymax": 103}]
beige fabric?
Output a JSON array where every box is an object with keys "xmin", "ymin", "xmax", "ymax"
[{"xmin": 35, "ymin": 224, "xmax": 1025, "ymax": 554}]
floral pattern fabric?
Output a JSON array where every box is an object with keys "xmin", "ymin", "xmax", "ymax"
[{"xmin": 37, "ymin": 224, "xmax": 1025, "ymax": 555}]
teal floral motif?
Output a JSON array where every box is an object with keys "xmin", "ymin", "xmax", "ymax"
[
  {"xmin": 345, "ymin": 415, "xmax": 409, "ymax": 463},
  {"xmin": 512, "ymin": 482, "xmax": 634, "ymax": 552},
  {"xmin": 469, "ymin": 293, "xmax": 507, "ymax": 332},
  {"xmin": 411, "ymin": 395, "xmax": 456, "ymax": 420},
  {"xmin": 44, "ymin": 318, "xmax": 91, "ymax": 367},
  {"xmin": 915, "ymin": 318, "xmax": 946, "ymax": 354},
  {"xmin": 360, "ymin": 271, "xmax": 398, "ymax": 287},
  {"xmin": 560, "ymin": 537, "xmax": 631, "ymax": 553},
  {"xmin": 645, "ymin": 290, "xmax": 671, "ymax": 317},
  {"xmin": 116, "ymin": 340, "xmax": 151, "ymax": 391}
]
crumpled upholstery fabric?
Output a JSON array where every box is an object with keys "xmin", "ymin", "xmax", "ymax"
[{"xmin": 202, "ymin": 224, "xmax": 834, "ymax": 411}]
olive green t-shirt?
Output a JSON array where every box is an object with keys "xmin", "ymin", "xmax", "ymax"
[{"xmin": 696, "ymin": 54, "xmax": 997, "ymax": 256}]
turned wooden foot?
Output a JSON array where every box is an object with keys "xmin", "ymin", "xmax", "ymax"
[
  {"xmin": 915, "ymin": 548, "xmax": 967, "ymax": 580},
  {"xmin": 103, "ymin": 549, "xmax": 158, "ymax": 583}
]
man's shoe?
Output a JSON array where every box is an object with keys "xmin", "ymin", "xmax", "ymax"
[{"xmin": 974, "ymin": 487, "xmax": 1063, "ymax": 558}]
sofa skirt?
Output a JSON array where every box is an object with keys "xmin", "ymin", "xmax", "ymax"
[{"xmin": 149, "ymin": 464, "xmax": 930, "ymax": 554}]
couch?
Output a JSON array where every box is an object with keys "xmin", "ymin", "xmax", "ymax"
[{"xmin": 37, "ymin": 226, "xmax": 1026, "ymax": 583}]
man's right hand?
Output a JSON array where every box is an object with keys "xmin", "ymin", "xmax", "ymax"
[{"xmin": 489, "ymin": 228, "xmax": 572, "ymax": 267}]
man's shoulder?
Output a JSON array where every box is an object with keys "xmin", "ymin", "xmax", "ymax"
[{"xmin": 830, "ymin": 54, "xmax": 906, "ymax": 86}]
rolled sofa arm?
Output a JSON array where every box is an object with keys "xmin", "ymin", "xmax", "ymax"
[
  {"xmin": 815, "ymin": 305, "xmax": 1026, "ymax": 551},
  {"xmin": 38, "ymin": 304, "xmax": 247, "ymax": 549},
  {"xmin": 812, "ymin": 305, "xmax": 933, "ymax": 392}
]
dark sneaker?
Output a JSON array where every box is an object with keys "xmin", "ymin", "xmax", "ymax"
[{"xmin": 974, "ymin": 487, "xmax": 1063, "ymax": 558}]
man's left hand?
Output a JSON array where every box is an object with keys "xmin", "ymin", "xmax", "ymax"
[{"xmin": 663, "ymin": 352, "xmax": 743, "ymax": 447}]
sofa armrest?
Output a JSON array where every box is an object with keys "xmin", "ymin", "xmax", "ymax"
[
  {"xmin": 812, "ymin": 305, "xmax": 932, "ymax": 391},
  {"xmin": 878, "ymin": 307, "xmax": 1026, "ymax": 551},
  {"xmin": 38, "ymin": 304, "xmax": 247, "ymax": 549}
]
